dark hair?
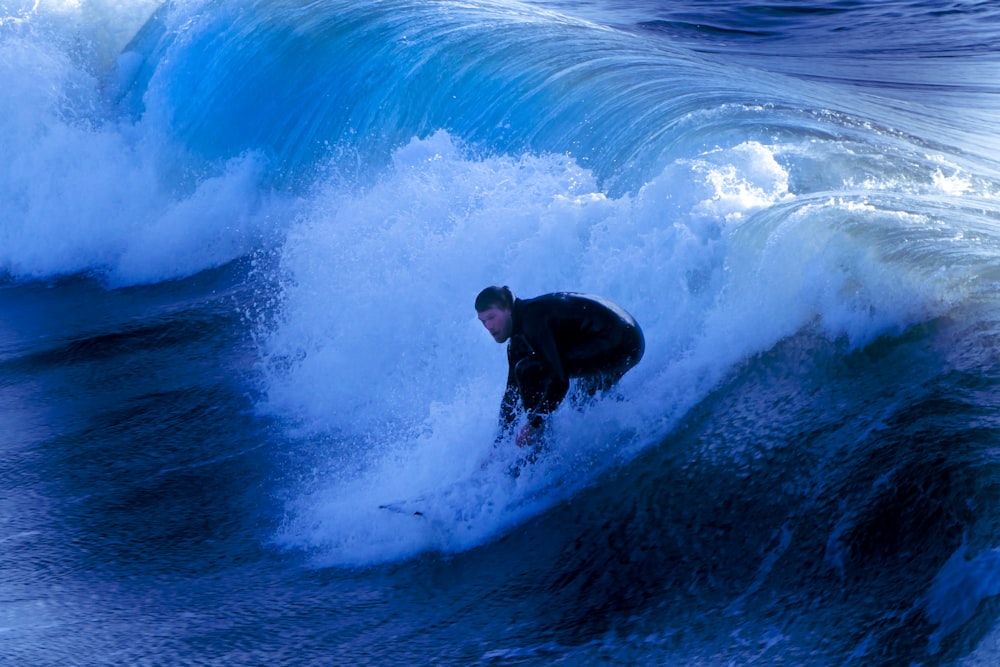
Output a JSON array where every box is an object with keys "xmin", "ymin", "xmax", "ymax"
[{"xmin": 475, "ymin": 285, "xmax": 514, "ymax": 312}]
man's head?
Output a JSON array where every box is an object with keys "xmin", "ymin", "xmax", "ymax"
[{"xmin": 475, "ymin": 285, "xmax": 514, "ymax": 343}]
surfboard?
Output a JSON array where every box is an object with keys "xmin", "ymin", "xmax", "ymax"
[
  {"xmin": 378, "ymin": 497, "xmax": 452, "ymax": 536},
  {"xmin": 378, "ymin": 501, "xmax": 425, "ymax": 517}
]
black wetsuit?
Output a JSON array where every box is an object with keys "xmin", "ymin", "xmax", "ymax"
[{"xmin": 499, "ymin": 293, "xmax": 644, "ymax": 433}]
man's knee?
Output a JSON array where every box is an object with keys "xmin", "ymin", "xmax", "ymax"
[{"xmin": 583, "ymin": 335, "xmax": 642, "ymax": 395}]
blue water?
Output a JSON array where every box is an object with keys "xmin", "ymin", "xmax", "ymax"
[{"xmin": 4, "ymin": 0, "xmax": 1000, "ymax": 664}]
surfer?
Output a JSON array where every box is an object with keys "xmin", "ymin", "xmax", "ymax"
[{"xmin": 475, "ymin": 286, "xmax": 644, "ymax": 449}]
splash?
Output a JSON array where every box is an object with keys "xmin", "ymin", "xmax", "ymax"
[
  {"xmin": 261, "ymin": 131, "xmax": 973, "ymax": 565},
  {"xmin": 0, "ymin": 0, "xmax": 284, "ymax": 285}
]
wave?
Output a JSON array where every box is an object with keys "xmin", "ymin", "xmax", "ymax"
[
  {"xmin": 4, "ymin": 1, "xmax": 1000, "ymax": 661},
  {"xmin": 4, "ymin": 0, "xmax": 997, "ymax": 287},
  {"xmin": 0, "ymin": 0, "xmax": 283, "ymax": 285},
  {"xmin": 116, "ymin": 0, "xmax": 772, "ymax": 190},
  {"xmin": 263, "ymin": 131, "xmax": 997, "ymax": 567},
  {"xmin": 5, "ymin": 0, "xmax": 1000, "ymax": 579}
]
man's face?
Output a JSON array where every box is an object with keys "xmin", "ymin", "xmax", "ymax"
[{"xmin": 478, "ymin": 305, "xmax": 513, "ymax": 344}]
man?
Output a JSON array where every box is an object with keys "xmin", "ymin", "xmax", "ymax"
[{"xmin": 475, "ymin": 285, "xmax": 644, "ymax": 448}]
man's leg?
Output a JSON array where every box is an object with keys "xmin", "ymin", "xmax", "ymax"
[{"xmin": 573, "ymin": 326, "xmax": 644, "ymax": 397}]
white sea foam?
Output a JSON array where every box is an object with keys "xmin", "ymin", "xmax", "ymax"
[
  {"xmin": 263, "ymin": 132, "xmax": 970, "ymax": 565},
  {"xmin": 0, "ymin": 2, "xmax": 282, "ymax": 286}
]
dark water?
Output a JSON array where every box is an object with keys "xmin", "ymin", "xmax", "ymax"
[{"xmin": 4, "ymin": 0, "xmax": 1000, "ymax": 664}]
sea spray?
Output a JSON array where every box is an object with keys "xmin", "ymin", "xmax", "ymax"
[{"xmin": 260, "ymin": 131, "xmax": 974, "ymax": 565}]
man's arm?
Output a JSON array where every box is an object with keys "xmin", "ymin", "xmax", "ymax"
[
  {"xmin": 524, "ymin": 375, "xmax": 569, "ymax": 426},
  {"xmin": 519, "ymin": 310, "xmax": 570, "ymax": 423},
  {"xmin": 523, "ymin": 311, "xmax": 568, "ymax": 386},
  {"xmin": 498, "ymin": 365, "xmax": 519, "ymax": 434}
]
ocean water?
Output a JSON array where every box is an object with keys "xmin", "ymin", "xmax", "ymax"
[{"xmin": 4, "ymin": 0, "xmax": 1000, "ymax": 664}]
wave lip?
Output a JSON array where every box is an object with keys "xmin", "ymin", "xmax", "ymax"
[{"xmin": 116, "ymin": 0, "xmax": 779, "ymax": 190}]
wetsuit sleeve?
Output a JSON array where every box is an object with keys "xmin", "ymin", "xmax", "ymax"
[
  {"xmin": 523, "ymin": 312, "xmax": 567, "ymax": 385},
  {"xmin": 525, "ymin": 373, "xmax": 569, "ymax": 426},
  {"xmin": 520, "ymin": 312, "xmax": 570, "ymax": 424},
  {"xmin": 498, "ymin": 362, "xmax": 519, "ymax": 434}
]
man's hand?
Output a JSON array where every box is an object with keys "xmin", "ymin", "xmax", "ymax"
[{"xmin": 516, "ymin": 423, "xmax": 541, "ymax": 448}]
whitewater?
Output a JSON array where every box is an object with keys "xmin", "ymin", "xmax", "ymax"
[{"xmin": 3, "ymin": 0, "xmax": 1000, "ymax": 664}]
